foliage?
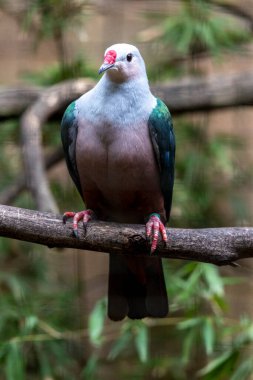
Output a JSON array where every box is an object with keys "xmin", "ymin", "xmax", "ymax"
[
  {"xmin": 148, "ymin": 0, "xmax": 251, "ymax": 79},
  {"xmin": 0, "ymin": 237, "xmax": 84, "ymax": 378},
  {"xmin": 22, "ymin": 0, "xmax": 89, "ymax": 54},
  {"xmin": 3, "ymin": 0, "xmax": 92, "ymax": 84},
  {"xmin": 161, "ymin": 0, "xmax": 251, "ymax": 57},
  {"xmin": 0, "ymin": 119, "xmax": 85, "ymax": 378},
  {"xmin": 22, "ymin": 57, "xmax": 97, "ymax": 86},
  {"xmin": 173, "ymin": 119, "xmax": 249, "ymax": 228}
]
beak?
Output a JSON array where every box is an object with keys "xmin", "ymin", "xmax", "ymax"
[{"xmin": 98, "ymin": 63, "xmax": 115, "ymax": 75}]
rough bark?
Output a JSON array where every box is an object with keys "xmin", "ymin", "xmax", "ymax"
[{"xmin": 0, "ymin": 204, "xmax": 252, "ymax": 266}]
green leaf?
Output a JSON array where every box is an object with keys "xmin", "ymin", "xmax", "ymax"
[
  {"xmin": 178, "ymin": 317, "xmax": 202, "ymax": 330},
  {"xmin": 230, "ymin": 358, "xmax": 253, "ymax": 380},
  {"xmin": 81, "ymin": 354, "xmax": 99, "ymax": 380},
  {"xmin": 23, "ymin": 315, "xmax": 38, "ymax": 334},
  {"xmin": 203, "ymin": 319, "xmax": 214, "ymax": 355},
  {"xmin": 35, "ymin": 343, "xmax": 53, "ymax": 378},
  {"xmin": 198, "ymin": 350, "xmax": 239, "ymax": 377},
  {"xmin": 202, "ymin": 265, "xmax": 224, "ymax": 296},
  {"xmin": 0, "ymin": 273, "xmax": 25, "ymax": 301},
  {"xmin": 134, "ymin": 323, "xmax": 149, "ymax": 363},
  {"xmin": 212, "ymin": 294, "xmax": 228, "ymax": 312},
  {"xmin": 88, "ymin": 298, "xmax": 107, "ymax": 347},
  {"xmin": 181, "ymin": 328, "xmax": 197, "ymax": 365},
  {"xmin": 108, "ymin": 329, "xmax": 132, "ymax": 360},
  {"xmin": 5, "ymin": 343, "xmax": 25, "ymax": 380}
]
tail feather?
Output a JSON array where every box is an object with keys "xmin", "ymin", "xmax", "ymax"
[
  {"xmin": 124, "ymin": 265, "xmax": 148, "ymax": 320},
  {"xmin": 108, "ymin": 254, "xmax": 168, "ymax": 321},
  {"xmin": 108, "ymin": 255, "xmax": 129, "ymax": 321},
  {"xmin": 145, "ymin": 259, "xmax": 168, "ymax": 317}
]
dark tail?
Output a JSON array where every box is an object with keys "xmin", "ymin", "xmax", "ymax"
[{"xmin": 108, "ymin": 254, "xmax": 168, "ymax": 321}]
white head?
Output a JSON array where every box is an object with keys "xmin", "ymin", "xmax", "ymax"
[{"xmin": 98, "ymin": 43, "xmax": 147, "ymax": 83}]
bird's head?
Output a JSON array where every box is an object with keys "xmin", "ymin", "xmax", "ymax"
[{"xmin": 98, "ymin": 43, "xmax": 146, "ymax": 82}]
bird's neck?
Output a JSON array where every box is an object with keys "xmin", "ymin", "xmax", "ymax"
[
  {"xmin": 99, "ymin": 70, "xmax": 150, "ymax": 91},
  {"xmin": 93, "ymin": 74, "xmax": 155, "ymax": 122}
]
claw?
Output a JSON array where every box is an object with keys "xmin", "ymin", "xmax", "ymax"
[
  {"xmin": 73, "ymin": 229, "xmax": 79, "ymax": 239},
  {"xmin": 63, "ymin": 211, "xmax": 75, "ymax": 224},
  {"xmin": 62, "ymin": 209, "xmax": 95, "ymax": 238},
  {"xmin": 146, "ymin": 213, "xmax": 167, "ymax": 254}
]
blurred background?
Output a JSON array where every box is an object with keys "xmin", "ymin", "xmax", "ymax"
[{"xmin": 1, "ymin": 0, "xmax": 253, "ymax": 379}]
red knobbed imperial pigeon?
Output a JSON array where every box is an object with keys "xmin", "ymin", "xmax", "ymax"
[{"xmin": 61, "ymin": 43, "xmax": 175, "ymax": 321}]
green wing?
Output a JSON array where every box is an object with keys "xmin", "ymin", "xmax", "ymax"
[
  {"xmin": 61, "ymin": 101, "xmax": 83, "ymax": 198},
  {"xmin": 148, "ymin": 98, "xmax": 175, "ymax": 221}
]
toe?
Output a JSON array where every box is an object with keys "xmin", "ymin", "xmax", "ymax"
[
  {"xmin": 73, "ymin": 229, "xmax": 79, "ymax": 239},
  {"xmin": 146, "ymin": 220, "xmax": 153, "ymax": 238},
  {"xmin": 160, "ymin": 223, "xmax": 168, "ymax": 242},
  {"xmin": 82, "ymin": 209, "xmax": 94, "ymax": 223},
  {"xmin": 63, "ymin": 209, "xmax": 95, "ymax": 238},
  {"xmin": 63, "ymin": 211, "xmax": 75, "ymax": 224},
  {"xmin": 145, "ymin": 214, "xmax": 167, "ymax": 253}
]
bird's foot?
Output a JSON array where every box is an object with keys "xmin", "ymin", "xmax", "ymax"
[
  {"xmin": 146, "ymin": 213, "xmax": 167, "ymax": 254},
  {"xmin": 63, "ymin": 209, "xmax": 95, "ymax": 238}
]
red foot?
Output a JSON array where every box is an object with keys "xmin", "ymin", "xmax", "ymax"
[
  {"xmin": 63, "ymin": 209, "xmax": 95, "ymax": 238},
  {"xmin": 146, "ymin": 213, "xmax": 167, "ymax": 253}
]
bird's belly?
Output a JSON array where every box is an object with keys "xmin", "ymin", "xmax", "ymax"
[{"xmin": 76, "ymin": 124, "xmax": 164, "ymax": 222}]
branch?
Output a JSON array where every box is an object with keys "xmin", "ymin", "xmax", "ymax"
[
  {"xmin": 0, "ymin": 204, "xmax": 252, "ymax": 266},
  {"xmin": 210, "ymin": 1, "xmax": 253, "ymax": 31},
  {"xmin": 0, "ymin": 85, "xmax": 41, "ymax": 118},
  {"xmin": 0, "ymin": 147, "xmax": 63, "ymax": 205},
  {"xmin": 20, "ymin": 79, "xmax": 94, "ymax": 213},
  {"xmin": 17, "ymin": 71, "xmax": 253, "ymax": 212},
  {"xmin": 2, "ymin": 71, "xmax": 253, "ymax": 119},
  {"xmin": 152, "ymin": 71, "xmax": 253, "ymax": 113}
]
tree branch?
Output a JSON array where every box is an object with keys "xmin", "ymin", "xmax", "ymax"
[
  {"xmin": 0, "ymin": 147, "xmax": 63, "ymax": 205},
  {"xmin": 17, "ymin": 71, "xmax": 253, "ymax": 213},
  {"xmin": 211, "ymin": 0, "xmax": 253, "ymax": 32},
  {"xmin": 0, "ymin": 85, "xmax": 42, "ymax": 118},
  {"xmin": 20, "ymin": 79, "xmax": 94, "ymax": 213},
  {"xmin": 152, "ymin": 71, "xmax": 253, "ymax": 113},
  {"xmin": 2, "ymin": 71, "xmax": 253, "ymax": 119},
  {"xmin": 0, "ymin": 204, "xmax": 252, "ymax": 266}
]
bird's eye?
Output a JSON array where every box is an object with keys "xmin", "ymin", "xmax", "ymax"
[{"xmin": 126, "ymin": 53, "xmax": 133, "ymax": 62}]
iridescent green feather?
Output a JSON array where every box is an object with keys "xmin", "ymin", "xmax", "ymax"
[
  {"xmin": 61, "ymin": 101, "xmax": 83, "ymax": 197},
  {"xmin": 148, "ymin": 98, "xmax": 175, "ymax": 221}
]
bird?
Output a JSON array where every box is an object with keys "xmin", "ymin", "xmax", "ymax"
[{"xmin": 61, "ymin": 43, "xmax": 175, "ymax": 321}]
